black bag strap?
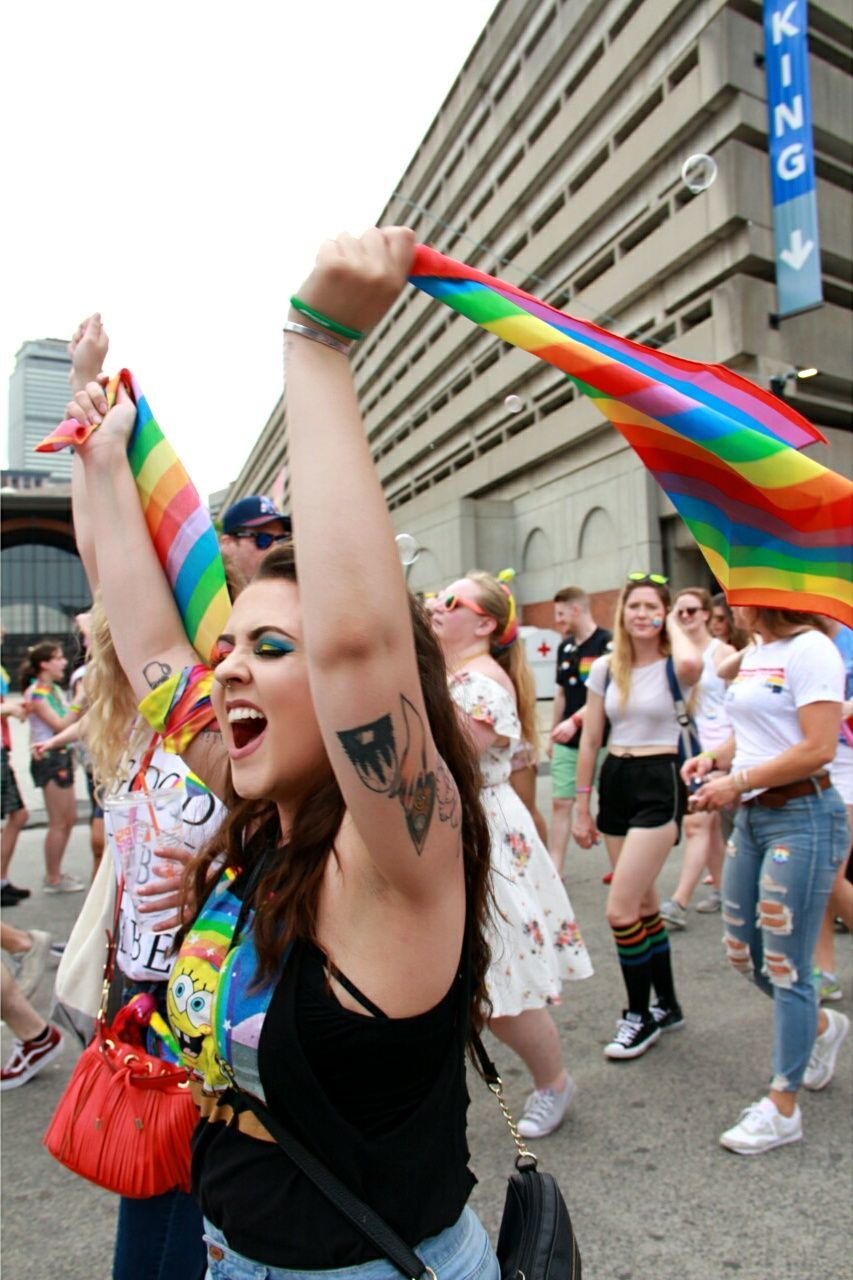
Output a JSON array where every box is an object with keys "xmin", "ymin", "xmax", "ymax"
[
  {"xmin": 665, "ymin": 656, "xmax": 702, "ymax": 760},
  {"xmin": 235, "ymin": 1091, "xmax": 434, "ymax": 1280},
  {"xmin": 233, "ymin": 1029, "xmax": 531, "ymax": 1277}
]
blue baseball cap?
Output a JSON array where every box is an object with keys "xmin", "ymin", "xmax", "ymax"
[{"xmin": 221, "ymin": 495, "xmax": 290, "ymax": 536}]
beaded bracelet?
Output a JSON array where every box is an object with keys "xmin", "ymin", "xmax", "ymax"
[
  {"xmin": 283, "ymin": 320, "xmax": 351, "ymax": 356},
  {"xmin": 289, "ymin": 296, "xmax": 363, "ymax": 342}
]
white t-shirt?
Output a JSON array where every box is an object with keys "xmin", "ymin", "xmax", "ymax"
[
  {"xmin": 586, "ymin": 655, "xmax": 692, "ymax": 750},
  {"xmin": 695, "ymin": 638, "xmax": 733, "ymax": 752},
  {"xmin": 728, "ymin": 631, "xmax": 844, "ymax": 798},
  {"xmin": 104, "ymin": 740, "xmax": 225, "ymax": 983}
]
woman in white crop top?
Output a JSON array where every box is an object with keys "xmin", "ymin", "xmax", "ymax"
[
  {"xmin": 659, "ymin": 588, "xmax": 736, "ymax": 928},
  {"xmin": 684, "ymin": 607, "xmax": 848, "ymax": 1157},
  {"xmin": 572, "ymin": 575, "xmax": 703, "ymax": 1061}
]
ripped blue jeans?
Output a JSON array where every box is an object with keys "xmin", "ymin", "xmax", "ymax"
[{"xmin": 722, "ymin": 787, "xmax": 848, "ymax": 1091}]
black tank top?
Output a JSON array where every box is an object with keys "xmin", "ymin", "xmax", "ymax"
[{"xmin": 192, "ymin": 934, "xmax": 476, "ymax": 1269}]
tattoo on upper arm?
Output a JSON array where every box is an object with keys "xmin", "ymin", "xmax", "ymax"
[
  {"xmin": 337, "ymin": 695, "xmax": 459, "ymax": 855},
  {"xmin": 143, "ymin": 661, "xmax": 172, "ymax": 689},
  {"xmin": 435, "ymin": 758, "xmax": 460, "ymax": 829}
]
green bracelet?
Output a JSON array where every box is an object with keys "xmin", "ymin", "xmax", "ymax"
[{"xmin": 289, "ymin": 296, "xmax": 363, "ymax": 342}]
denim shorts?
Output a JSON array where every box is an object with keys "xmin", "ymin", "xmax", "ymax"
[{"xmin": 202, "ymin": 1206, "xmax": 499, "ymax": 1280}]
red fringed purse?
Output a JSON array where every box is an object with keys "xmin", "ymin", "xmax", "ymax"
[{"xmin": 44, "ymin": 880, "xmax": 197, "ymax": 1199}]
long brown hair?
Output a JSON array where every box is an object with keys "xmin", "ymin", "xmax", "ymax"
[
  {"xmin": 467, "ymin": 570, "xmax": 539, "ymax": 754},
  {"xmin": 183, "ymin": 544, "xmax": 494, "ymax": 1032},
  {"xmin": 750, "ymin": 607, "xmax": 829, "ymax": 638},
  {"xmin": 610, "ymin": 579, "xmax": 672, "ymax": 707}
]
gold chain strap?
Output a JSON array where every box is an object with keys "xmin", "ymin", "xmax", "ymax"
[{"xmin": 488, "ymin": 1074, "xmax": 535, "ymax": 1162}]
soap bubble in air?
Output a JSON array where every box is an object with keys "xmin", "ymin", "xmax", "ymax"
[
  {"xmin": 680, "ymin": 153, "xmax": 717, "ymax": 194},
  {"xmin": 395, "ymin": 533, "xmax": 420, "ymax": 566},
  {"xmin": 504, "ymin": 394, "xmax": 524, "ymax": 413}
]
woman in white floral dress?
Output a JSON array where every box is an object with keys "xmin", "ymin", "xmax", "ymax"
[{"xmin": 432, "ymin": 571, "xmax": 592, "ymax": 1139}]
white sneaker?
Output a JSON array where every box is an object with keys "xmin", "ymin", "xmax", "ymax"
[
  {"xmin": 516, "ymin": 1074, "xmax": 576, "ymax": 1139},
  {"xmin": 9, "ymin": 930, "xmax": 51, "ymax": 999},
  {"xmin": 803, "ymin": 1008, "xmax": 850, "ymax": 1091},
  {"xmin": 43, "ymin": 874, "xmax": 85, "ymax": 894},
  {"xmin": 720, "ymin": 1097, "xmax": 802, "ymax": 1155},
  {"xmin": 660, "ymin": 899, "xmax": 687, "ymax": 929},
  {"xmin": 696, "ymin": 890, "xmax": 722, "ymax": 914}
]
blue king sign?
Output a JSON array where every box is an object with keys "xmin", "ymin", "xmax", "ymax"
[{"xmin": 763, "ymin": 1, "xmax": 823, "ymax": 318}]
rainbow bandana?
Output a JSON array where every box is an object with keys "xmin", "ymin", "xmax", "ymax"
[
  {"xmin": 35, "ymin": 369, "xmax": 231, "ymax": 662},
  {"xmin": 138, "ymin": 663, "xmax": 217, "ymax": 755},
  {"xmin": 409, "ymin": 247, "xmax": 853, "ymax": 627}
]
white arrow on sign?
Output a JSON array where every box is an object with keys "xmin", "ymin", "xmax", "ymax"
[{"xmin": 780, "ymin": 229, "xmax": 815, "ymax": 270}]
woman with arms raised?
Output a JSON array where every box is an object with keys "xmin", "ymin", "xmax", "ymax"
[{"xmin": 70, "ymin": 229, "xmax": 498, "ymax": 1278}]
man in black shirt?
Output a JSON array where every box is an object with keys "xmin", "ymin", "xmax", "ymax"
[{"xmin": 548, "ymin": 587, "xmax": 612, "ymax": 874}]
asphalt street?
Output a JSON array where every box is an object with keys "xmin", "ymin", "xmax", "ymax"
[{"xmin": 2, "ymin": 777, "xmax": 850, "ymax": 1280}]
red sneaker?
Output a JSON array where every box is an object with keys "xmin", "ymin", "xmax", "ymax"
[
  {"xmin": 602, "ymin": 871, "xmax": 613, "ymax": 885},
  {"xmin": 0, "ymin": 1025, "xmax": 63, "ymax": 1091}
]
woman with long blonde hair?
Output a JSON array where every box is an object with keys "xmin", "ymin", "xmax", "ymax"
[
  {"xmin": 573, "ymin": 574, "xmax": 703, "ymax": 1060},
  {"xmin": 431, "ymin": 568, "xmax": 592, "ymax": 1140}
]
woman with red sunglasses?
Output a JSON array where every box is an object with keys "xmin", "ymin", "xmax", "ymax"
[{"xmin": 432, "ymin": 573, "xmax": 592, "ymax": 1140}]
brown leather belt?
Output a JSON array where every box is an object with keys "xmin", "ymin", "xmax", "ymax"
[
  {"xmin": 744, "ymin": 772, "xmax": 830, "ymax": 809},
  {"xmin": 190, "ymin": 1080, "xmax": 275, "ymax": 1142}
]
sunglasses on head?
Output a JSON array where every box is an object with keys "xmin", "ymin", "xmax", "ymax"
[
  {"xmin": 232, "ymin": 530, "xmax": 289, "ymax": 550},
  {"xmin": 443, "ymin": 593, "xmax": 489, "ymax": 617},
  {"xmin": 627, "ymin": 571, "xmax": 669, "ymax": 586},
  {"xmin": 676, "ymin": 605, "xmax": 702, "ymax": 618}
]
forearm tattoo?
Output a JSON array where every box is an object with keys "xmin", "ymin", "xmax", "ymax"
[{"xmin": 337, "ymin": 695, "xmax": 458, "ymax": 854}]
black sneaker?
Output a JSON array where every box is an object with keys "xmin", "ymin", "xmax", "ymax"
[
  {"xmin": 604, "ymin": 1011, "xmax": 661, "ymax": 1060},
  {"xmin": 0, "ymin": 884, "xmax": 29, "ymax": 907},
  {"xmin": 651, "ymin": 1002, "xmax": 685, "ymax": 1033}
]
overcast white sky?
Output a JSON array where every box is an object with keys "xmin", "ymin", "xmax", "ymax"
[{"xmin": 1, "ymin": 0, "xmax": 496, "ymax": 498}]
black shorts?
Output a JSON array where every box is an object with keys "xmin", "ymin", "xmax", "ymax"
[
  {"xmin": 30, "ymin": 748, "xmax": 75, "ymax": 791},
  {"xmin": 1, "ymin": 747, "xmax": 24, "ymax": 818},
  {"xmin": 597, "ymin": 753, "xmax": 687, "ymax": 838}
]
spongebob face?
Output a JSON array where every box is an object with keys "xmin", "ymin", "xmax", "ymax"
[{"xmin": 167, "ymin": 956, "xmax": 217, "ymax": 1062}]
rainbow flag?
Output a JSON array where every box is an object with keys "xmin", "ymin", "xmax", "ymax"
[
  {"xmin": 409, "ymin": 246, "xmax": 852, "ymax": 627},
  {"xmin": 36, "ymin": 370, "xmax": 231, "ymax": 661}
]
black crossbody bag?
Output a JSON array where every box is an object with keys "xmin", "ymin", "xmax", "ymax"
[{"xmin": 234, "ymin": 1030, "xmax": 580, "ymax": 1279}]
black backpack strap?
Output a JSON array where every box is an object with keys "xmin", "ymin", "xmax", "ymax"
[
  {"xmin": 665, "ymin": 656, "xmax": 701, "ymax": 759},
  {"xmin": 235, "ymin": 1092, "xmax": 433, "ymax": 1280}
]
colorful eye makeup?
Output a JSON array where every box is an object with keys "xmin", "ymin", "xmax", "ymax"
[{"xmin": 253, "ymin": 635, "xmax": 295, "ymax": 657}]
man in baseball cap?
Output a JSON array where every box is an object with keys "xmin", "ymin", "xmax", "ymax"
[{"xmin": 219, "ymin": 495, "xmax": 291, "ymax": 585}]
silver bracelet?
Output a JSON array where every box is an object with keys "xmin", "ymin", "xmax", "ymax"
[{"xmin": 283, "ymin": 320, "xmax": 352, "ymax": 356}]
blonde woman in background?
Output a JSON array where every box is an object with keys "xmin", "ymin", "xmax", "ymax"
[
  {"xmin": 573, "ymin": 574, "xmax": 703, "ymax": 1060},
  {"xmin": 660, "ymin": 587, "xmax": 736, "ymax": 928},
  {"xmin": 432, "ymin": 570, "xmax": 593, "ymax": 1139}
]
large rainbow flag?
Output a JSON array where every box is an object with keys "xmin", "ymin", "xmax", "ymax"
[
  {"xmin": 409, "ymin": 246, "xmax": 852, "ymax": 627},
  {"xmin": 36, "ymin": 370, "xmax": 231, "ymax": 661}
]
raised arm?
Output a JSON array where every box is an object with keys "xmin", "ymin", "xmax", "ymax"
[
  {"xmin": 285, "ymin": 229, "xmax": 462, "ymax": 904},
  {"xmin": 68, "ymin": 315, "xmax": 110, "ymax": 594},
  {"xmin": 69, "ymin": 386, "xmax": 228, "ymax": 796}
]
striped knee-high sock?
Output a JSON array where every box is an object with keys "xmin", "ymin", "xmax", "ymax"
[
  {"xmin": 611, "ymin": 920, "xmax": 652, "ymax": 1015},
  {"xmin": 643, "ymin": 911, "xmax": 677, "ymax": 1009}
]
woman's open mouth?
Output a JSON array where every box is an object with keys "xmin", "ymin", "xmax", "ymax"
[{"xmin": 227, "ymin": 705, "xmax": 268, "ymax": 758}]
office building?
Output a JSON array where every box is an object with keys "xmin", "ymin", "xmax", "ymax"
[
  {"xmin": 8, "ymin": 338, "xmax": 73, "ymax": 481},
  {"xmin": 225, "ymin": 0, "xmax": 852, "ymax": 622}
]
